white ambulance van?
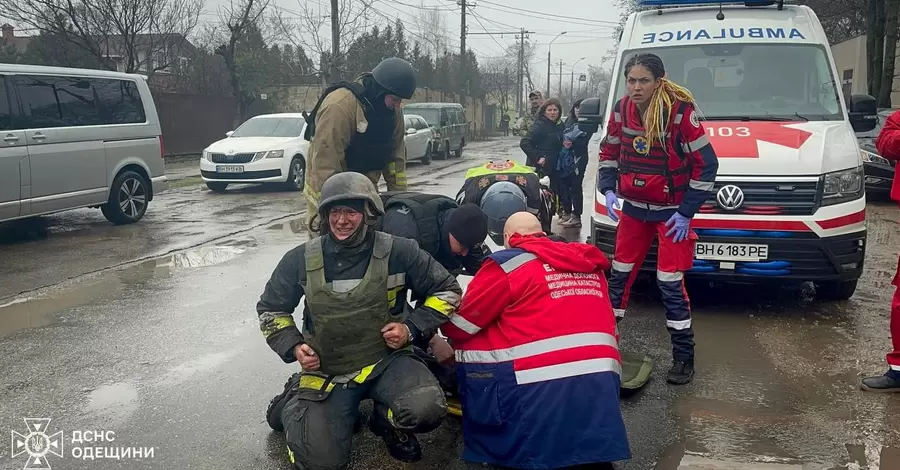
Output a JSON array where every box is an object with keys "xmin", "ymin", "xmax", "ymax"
[{"xmin": 588, "ymin": 0, "xmax": 879, "ymax": 300}]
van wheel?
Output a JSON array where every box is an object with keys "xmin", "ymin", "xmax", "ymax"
[
  {"xmin": 814, "ymin": 279, "xmax": 858, "ymax": 301},
  {"xmin": 440, "ymin": 141, "xmax": 451, "ymax": 160},
  {"xmin": 454, "ymin": 140, "xmax": 464, "ymax": 158},
  {"xmin": 101, "ymin": 170, "xmax": 149, "ymax": 225},
  {"xmin": 285, "ymin": 157, "xmax": 305, "ymax": 191},
  {"xmin": 206, "ymin": 182, "xmax": 228, "ymax": 193}
]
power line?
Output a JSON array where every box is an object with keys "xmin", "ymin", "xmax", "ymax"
[
  {"xmin": 468, "ymin": 11, "xmax": 508, "ymax": 52},
  {"xmin": 475, "ymin": 0, "xmax": 620, "ymax": 25}
]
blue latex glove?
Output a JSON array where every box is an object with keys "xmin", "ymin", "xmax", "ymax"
[
  {"xmin": 665, "ymin": 212, "xmax": 690, "ymax": 242},
  {"xmin": 604, "ymin": 191, "xmax": 620, "ymax": 222}
]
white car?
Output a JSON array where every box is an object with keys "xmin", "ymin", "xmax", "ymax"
[
  {"xmin": 404, "ymin": 113, "xmax": 435, "ymax": 165},
  {"xmin": 200, "ymin": 113, "xmax": 308, "ymax": 193}
]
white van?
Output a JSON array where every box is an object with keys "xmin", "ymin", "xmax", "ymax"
[
  {"xmin": 590, "ymin": 0, "xmax": 879, "ymax": 300},
  {"xmin": 0, "ymin": 64, "xmax": 167, "ymax": 225}
]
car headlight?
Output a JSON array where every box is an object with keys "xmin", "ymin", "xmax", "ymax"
[
  {"xmin": 201, "ymin": 150, "xmax": 209, "ymax": 161},
  {"xmin": 861, "ymin": 149, "xmax": 890, "ymax": 166},
  {"xmin": 255, "ymin": 150, "xmax": 284, "ymax": 160},
  {"xmin": 821, "ymin": 166, "xmax": 864, "ymax": 206}
]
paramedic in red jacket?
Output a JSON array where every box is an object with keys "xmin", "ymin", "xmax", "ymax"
[
  {"xmin": 442, "ymin": 212, "xmax": 631, "ymax": 469},
  {"xmin": 598, "ymin": 53, "xmax": 719, "ymax": 385},
  {"xmin": 861, "ymin": 109, "xmax": 900, "ymax": 392}
]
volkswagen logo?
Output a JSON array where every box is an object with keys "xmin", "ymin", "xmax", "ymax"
[{"xmin": 716, "ymin": 185, "xmax": 745, "ymax": 211}]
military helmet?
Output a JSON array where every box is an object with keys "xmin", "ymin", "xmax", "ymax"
[
  {"xmin": 372, "ymin": 57, "xmax": 417, "ymax": 99},
  {"xmin": 480, "ymin": 181, "xmax": 528, "ymax": 245},
  {"xmin": 318, "ymin": 172, "xmax": 385, "ymax": 218}
]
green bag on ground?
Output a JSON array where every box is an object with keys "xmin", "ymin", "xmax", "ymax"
[{"xmin": 619, "ymin": 350, "xmax": 654, "ymax": 394}]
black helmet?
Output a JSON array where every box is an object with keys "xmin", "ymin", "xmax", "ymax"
[
  {"xmin": 480, "ymin": 181, "xmax": 527, "ymax": 245},
  {"xmin": 372, "ymin": 57, "xmax": 417, "ymax": 99}
]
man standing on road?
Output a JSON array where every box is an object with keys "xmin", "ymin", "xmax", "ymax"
[
  {"xmin": 443, "ymin": 212, "xmax": 631, "ymax": 469},
  {"xmin": 516, "ymin": 90, "xmax": 544, "ymax": 136},
  {"xmin": 302, "ymin": 57, "xmax": 416, "ymax": 236},
  {"xmin": 257, "ymin": 172, "xmax": 463, "ymax": 468},
  {"xmin": 861, "ymin": 109, "xmax": 900, "ymax": 392}
]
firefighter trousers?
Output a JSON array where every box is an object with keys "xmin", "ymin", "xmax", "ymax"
[
  {"xmin": 281, "ymin": 355, "xmax": 447, "ymax": 470},
  {"xmin": 607, "ymin": 212, "xmax": 698, "ymax": 362},
  {"xmin": 885, "ymin": 251, "xmax": 900, "ymax": 375}
]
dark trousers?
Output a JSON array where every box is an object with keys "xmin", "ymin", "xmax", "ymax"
[
  {"xmin": 550, "ymin": 175, "xmax": 569, "ymax": 216},
  {"xmin": 281, "ymin": 355, "xmax": 447, "ymax": 470},
  {"xmin": 569, "ymin": 169, "xmax": 586, "ymax": 216},
  {"xmin": 466, "ymin": 464, "xmax": 616, "ymax": 470}
]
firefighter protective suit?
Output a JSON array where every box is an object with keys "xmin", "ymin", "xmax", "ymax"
[
  {"xmin": 597, "ymin": 95, "xmax": 718, "ymax": 382},
  {"xmin": 303, "ymin": 77, "xmax": 408, "ymax": 236},
  {"xmin": 443, "ymin": 233, "xmax": 631, "ymax": 468},
  {"xmin": 457, "ymin": 160, "xmax": 555, "ymax": 235},
  {"xmin": 258, "ymin": 173, "xmax": 461, "ymax": 469},
  {"xmin": 861, "ymin": 109, "xmax": 900, "ymax": 392}
]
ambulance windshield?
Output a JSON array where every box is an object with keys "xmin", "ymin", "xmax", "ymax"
[{"xmin": 612, "ymin": 44, "xmax": 843, "ymax": 122}]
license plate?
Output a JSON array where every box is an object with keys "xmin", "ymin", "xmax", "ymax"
[
  {"xmin": 216, "ymin": 165, "xmax": 244, "ymax": 173},
  {"xmin": 694, "ymin": 242, "xmax": 768, "ymax": 261}
]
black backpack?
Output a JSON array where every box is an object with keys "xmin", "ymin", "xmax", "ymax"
[{"xmin": 378, "ymin": 192, "xmax": 459, "ymax": 254}]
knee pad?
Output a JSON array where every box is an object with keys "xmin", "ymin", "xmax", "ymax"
[{"xmin": 388, "ymin": 384, "xmax": 447, "ymax": 433}]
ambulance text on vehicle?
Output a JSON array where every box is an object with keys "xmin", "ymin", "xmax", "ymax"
[{"xmin": 591, "ymin": 0, "xmax": 879, "ymax": 300}]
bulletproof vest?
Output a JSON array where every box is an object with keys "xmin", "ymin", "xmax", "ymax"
[
  {"xmin": 302, "ymin": 232, "xmax": 396, "ymax": 376},
  {"xmin": 304, "ymin": 81, "xmax": 396, "ymax": 173},
  {"xmin": 462, "ymin": 172, "xmax": 542, "ymax": 213},
  {"xmin": 377, "ymin": 192, "xmax": 458, "ymax": 255}
]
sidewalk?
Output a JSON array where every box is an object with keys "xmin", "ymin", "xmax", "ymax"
[{"xmin": 164, "ymin": 157, "xmax": 201, "ymax": 182}]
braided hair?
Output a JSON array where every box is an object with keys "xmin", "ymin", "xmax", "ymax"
[{"xmin": 624, "ymin": 53, "xmax": 699, "ymax": 147}]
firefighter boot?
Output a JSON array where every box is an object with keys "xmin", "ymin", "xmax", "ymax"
[
  {"xmin": 369, "ymin": 415, "xmax": 423, "ymax": 463},
  {"xmin": 667, "ymin": 359, "xmax": 694, "ymax": 385},
  {"xmin": 861, "ymin": 372, "xmax": 900, "ymax": 392},
  {"xmin": 266, "ymin": 373, "xmax": 301, "ymax": 432}
]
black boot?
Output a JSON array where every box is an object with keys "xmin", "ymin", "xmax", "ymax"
[
  {"xmin": 860, "ymin": 372, "xmax": 900, "ymax": 392},
  {"xmin": 368, "ymin": 417, "xmax": 423, "ymax": 463},
  {"xmin": 667, "ymin": 360, "xmax": 694, "ymax": 385},
  {"xmin": 266, "ymin": 373, "xmax": 301, "ymax": 432}
]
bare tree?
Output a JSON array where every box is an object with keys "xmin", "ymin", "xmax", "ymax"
[
  {"xmin": 412, "ymin": 0, "xmax": 453, "ymax": 57},
  {"xmin": 0, "ymin": 0, "xmax": 202, "ymax": 77},
  {"xmin": 481, "ymin": 56, "xmax": 516, "ymax": 117},
  {"xmin": 214, "ymin": 0, "xmax": 270, "ymax": 120},
  {"xmin": 275, "ymin": 0, "xmax": 372, "ymax": 84}
]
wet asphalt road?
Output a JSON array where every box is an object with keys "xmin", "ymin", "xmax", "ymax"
[{"xmin": 2, "ymin": 136, "xmax": 900, "ymax": 470}]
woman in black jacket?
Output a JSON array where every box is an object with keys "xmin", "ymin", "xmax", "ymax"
[
  {"xmin": 519, "ymin": 98, "xmax": 565, "ymax": 217},
  {"xmin": 559, "ymin": 99, "xmax": 595, "ymax": 228}
]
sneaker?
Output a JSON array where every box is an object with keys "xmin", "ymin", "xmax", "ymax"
[
  {"xmin": 266, "ymin": 373, "xmax": 301, "ymax": 432},
  {"xmin": 369, "ymin": 417, "xmax": 423, "ymax": 462},
  {"xmin": 666, "ymin": 360, "xmax": 694, "ymax": 385},
  {"xmin": 860, "ymin": 372, "xmax": 900, "ymax": 392},
  {"xmin": 562, "ymin": 216, "xmax": 582, "ymax": 228}
]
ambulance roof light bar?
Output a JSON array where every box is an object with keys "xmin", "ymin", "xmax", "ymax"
[{"xmin": 636, "ymin": 0, "xmax": 789, "ymax": 10}]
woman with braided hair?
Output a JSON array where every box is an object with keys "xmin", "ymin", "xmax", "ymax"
[{"xmin": 597, "ymin": 52, "xmax": 719, "ymax": 385}]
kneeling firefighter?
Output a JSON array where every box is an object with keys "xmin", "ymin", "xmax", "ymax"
[
  {"xmin": 257, "ymin": 172, "xmax": 463, "ymax": 469},
  {"xmin": 457, "ymin": 160, "xmax": 556, "ymax": 240},
  {"xmin": 302, "ymin": 57, "xmax": 415, "ymax": 236}
]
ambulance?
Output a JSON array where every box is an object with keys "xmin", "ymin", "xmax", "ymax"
[{"xmin": 588, "ymin": 0, "xmax": 879, "ymax": 300}]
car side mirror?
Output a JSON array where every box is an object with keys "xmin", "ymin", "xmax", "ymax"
[
  {"xmin": 225, "ymin": 130, "xmax": 234, "ymax": 137},
  {"xmin": 848, "ymin": 94, "xmax": 878, "ymax": 133},
  {"xmin": 406, "ymin": 128, "xmax": 417, "ymax": 135},
  {"xmin": 577, "ymin": 97, "xmax": 603, "ymax": 133}
]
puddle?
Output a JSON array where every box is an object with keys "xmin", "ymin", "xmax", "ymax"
[
  {"xmin": 155, "ymin": 351, "xmax": 239, "ymax": 387},
  {"xmin": 0, "ymin": 278, "xmax": 126, "ymax": 337},
  {"xmin": 86, "ymin": 382, "xmax": 139, "ymax": 427},
  {"xmin": 267, "ymin": 218, "xmax": 306, "ymax": 234},
  {"xmin": 154, "ymin": 238, "xmax": 256, "ymax": 268}
]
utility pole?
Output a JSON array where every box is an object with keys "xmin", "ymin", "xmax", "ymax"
[
  {"xmin": 518, "ymin": 29, "xmax": 525, "ymax": 115},
  {"xmin": 459, "ymin": 0, "xmax": 467, "ymax": 105},
  {"xmin": 558, "ymin": 59, "xmax": 564, "ymax": 102},
  {"xmin": 330, "ymin": 0, "xmax": 339, "ymax": 83}
]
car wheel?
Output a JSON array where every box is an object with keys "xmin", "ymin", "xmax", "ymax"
[
  {"xmin": 420, "ymin": 151, "xmax": 432, "ymax": 165},
  {"xmin": 285, "ymin": 157, "xmax": 305, "ymax": 191},
  {"xmin": 206, "ymin": 182, "xmax": 229, "ymax": 193},
  {"xmin": 814, "ymin": 279, "xmax": 858, "ymax": 301},
  {"xmin": 101, "ymin": 170, "xmax": 149, "ymax": 225}
]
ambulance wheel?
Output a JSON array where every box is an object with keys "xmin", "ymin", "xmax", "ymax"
[{"xmin": 814, "ymin": 279, "xmax": 858, "ymax": 301}]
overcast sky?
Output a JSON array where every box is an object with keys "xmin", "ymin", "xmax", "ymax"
[{"xmin": 5, "ymin": 0, "xmax": 625, "ymax": 88}]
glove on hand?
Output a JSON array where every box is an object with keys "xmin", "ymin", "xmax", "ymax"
[
  {"xmin": 604, "ymin": 191, "xmax": 620, "ymax": 222},
  {"xmin": 665, "ymin": 212, "xmax": 691, "ymax": 242}
]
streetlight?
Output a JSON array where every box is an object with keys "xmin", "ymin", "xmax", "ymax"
[
  {"xmin": 546, "ymin": 31, "xmax": 567, "ymax": 97},
  {"xmin": 570, "ymin": 56, "xmax": 586, "ymax": 99}
]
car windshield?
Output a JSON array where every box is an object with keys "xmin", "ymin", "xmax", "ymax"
[
  {"xmin": 232, "ymin": 117, "xmax": 305, "ymax": 138},
  {"xmin": 404, "ymin": 108, "xmax": 440, "ymax": 125},
  {"xmin": 612, "ymin": 44, "xmax": 843, "ymax": 121}
]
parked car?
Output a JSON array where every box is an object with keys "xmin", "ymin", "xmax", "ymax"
[
  {"xmin": 0, "ymin": 64, "xmax": 167, "ymax": 225},
  {"xmin": 401, "ymin": 102, "xmax": 467, "ymax": 160},
  {"xmin": 200, "ymin": 113, "xmax": 308, "ymax": 193},
  {"xmin": 856, "ymin": 108, "xmax": 896, "ymax": 197},
  {"xmin": 403, "ymin": 113, "xmax": 435, "ymax": 165}
]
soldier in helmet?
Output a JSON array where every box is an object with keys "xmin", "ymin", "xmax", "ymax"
[
  {"xmin": 258, "ymin": 172, "xmax": 463, "ymax": 468},
  {"xmin": 302, "ymin": 57, "xmax": 418, "ymax": 236}
]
